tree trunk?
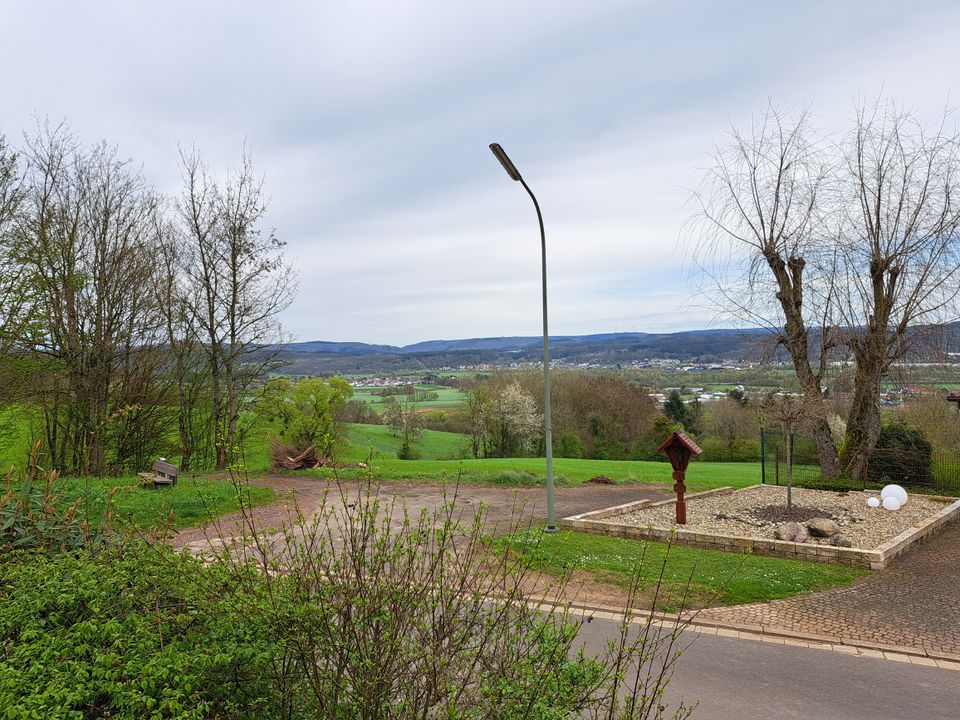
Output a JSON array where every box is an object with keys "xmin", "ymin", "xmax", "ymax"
[
  {"xmin": 765, "ymin": 252, "xmax": 842, "ymax": 478},
  {"xmin": 786, "ymin": 425, "xmax": 793, "ymax": 510},
  {"xmin": 841, "ymin": 355, "xmax": 884, "ymax": 480}
]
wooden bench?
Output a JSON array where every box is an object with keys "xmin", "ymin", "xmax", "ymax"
[{"xmin": 138, "ymin": 459, "xmax": 179, "ymax": 488}]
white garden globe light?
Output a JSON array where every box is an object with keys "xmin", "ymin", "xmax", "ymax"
[
  {"xmin": 881, "ymin": 484, "xmax": 908, "ymax": 506},
  {"xmin": 882, "ymin": 496, "xmax": 902, "ymax": 511},
  {"xmin": 866, "ymin": 497, "xmax": 881, "ymax": 508}
]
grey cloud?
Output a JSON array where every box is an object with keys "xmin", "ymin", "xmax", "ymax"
[{"xmin": 2, "ymin": 0, "xmax": 959, "ymax": 344}]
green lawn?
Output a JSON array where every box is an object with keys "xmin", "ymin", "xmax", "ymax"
[
  {"xmin": 304, "ymin": 452, "xmax": 762, "ymax": 491},
  {"xmin": 498, "ymin": 529, "xmax": 867, "ymax": 611},
  {"xmin": 341, "ymin": 423, "xmax": 470, "ymax": 460},
  {"xmin": 53, "ymin": 475, "xmax": 276, "ymax": 530}
]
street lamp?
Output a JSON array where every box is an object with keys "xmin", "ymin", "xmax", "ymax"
[{"xmin": 489, "ymin": 142, "xmax": 558, "ymax": 532}]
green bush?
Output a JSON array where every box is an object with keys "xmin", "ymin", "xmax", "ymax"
[
  {"xmin": 0, "ymin": 544, "xmax": 277, "ymax": 719},
  {"xmin": 795, "ymin": 476, "xmax": 864, "ymax": 493},
  {"xmin": 0, "ymin": 464, "xmax": 697, "ymax": 720},
  {"xmin": 866, "ymin": 422, "xmax": 934, "ymax": 487},
  {"xmin": 556, "ymin": 430, "xmax": 586, "ymax": 459},
  {"xmin": 698, "ymin": 437, "xmax": 760, "ymax": 463}
]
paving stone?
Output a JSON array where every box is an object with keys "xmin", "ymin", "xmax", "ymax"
[{"xmin": 696, "ymin": 521, "xmax": 960, "ymax": 656}]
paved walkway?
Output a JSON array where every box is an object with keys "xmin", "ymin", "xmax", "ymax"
[{"xmin": 696, "ymin": 521, "xmax": 960, "ymax": 659}]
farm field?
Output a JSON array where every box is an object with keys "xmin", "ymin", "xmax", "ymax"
[{"xmin": 350, "ymin": 384, "xmax": 465, "ymax": 408}]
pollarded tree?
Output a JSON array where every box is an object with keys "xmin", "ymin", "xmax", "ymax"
[
  {"xmin": 833, "ymin": 102, "xmax": 960, "ymax": 478},
  {"xmin": 691, "ymin": 106, "xmax": 840, "ymax": 477}
]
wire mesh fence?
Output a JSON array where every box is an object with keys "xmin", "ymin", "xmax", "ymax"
[
  {"xmin": 759, "ymin": 428, "xmax": 822, "ymax": 487},
  {"xmin": 760, "ymin": 428, "xmax": 960, "ymax": 495}
]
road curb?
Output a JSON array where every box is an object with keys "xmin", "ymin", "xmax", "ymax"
[{"xmin": 553, "ymin": 598, "xmax": 960, "ymax": 672}]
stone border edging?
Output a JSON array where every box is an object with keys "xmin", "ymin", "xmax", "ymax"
[{"xmin": 560, "ymin": 485, "xmax": 960, "ymax": 569}]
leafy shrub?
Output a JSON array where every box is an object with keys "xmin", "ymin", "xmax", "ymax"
[
  {"xmin": 1, "ymin": 471, "xmax": 696, "ymax": 720},
  {"xmin": 490, "ymin": 469, "xmax": 543, "ymax": 486},
  {"xmin": 210, "ymin": 477, "xmax": 695, "ymax": 719},
  {"xmin": 0, "ymin": 446, "xmax": 116, "ymax": 554},
  {"xmin": 0, "ymin": 544, "xmax": 277, "ymax": 719}
]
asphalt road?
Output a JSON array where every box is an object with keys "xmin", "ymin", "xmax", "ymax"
[{"xmin": 575, "ymin": 615, "xmax": 960, "ymax": 720}]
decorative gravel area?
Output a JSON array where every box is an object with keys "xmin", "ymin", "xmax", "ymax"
[{"xmin": 603, "ymin": 485, "xmax": 951, "ymax": 550}]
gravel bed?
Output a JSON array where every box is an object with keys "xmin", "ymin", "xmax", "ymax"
[{"xmin": 603, "ymin": 485, "xmax": 950, "ymax": 550}]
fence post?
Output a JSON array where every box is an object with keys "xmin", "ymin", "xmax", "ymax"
[
  {"xmin": 775, "ymin": 445, "xmax": 780, "ymax": 486},
  {"xmin": 760, "ymin": 426, "xmax": 766, "ymax": 484}
]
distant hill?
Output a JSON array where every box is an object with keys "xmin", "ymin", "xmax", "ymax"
[
  {"xmin": 268, "ymin": 323, "xmax": 960, "ymax": 375},
  {"xmin": 271, "ymin": 328, "xmax": 776, "ymax": 375}
]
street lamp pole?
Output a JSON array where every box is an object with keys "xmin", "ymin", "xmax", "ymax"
[{"xmin": 489, "ymin": 143, "xmax": 558, "ymax": 532}]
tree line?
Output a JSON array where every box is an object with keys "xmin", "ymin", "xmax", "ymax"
[
  {"xmin": 367, "ymin": 371, "xmax": 761, "ymax": 463},
  {"xmin": 0, "ymin": 124, "xmax": 294, "ymax": 475}
]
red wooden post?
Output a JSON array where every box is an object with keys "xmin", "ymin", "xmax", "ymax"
[
  {"xmin": 656, "ymin": 432, "xmax": 702, "ymax": 525},
  {"xmin": 673, "ymin": 467, "xmax": 687, "ymax": 524}
]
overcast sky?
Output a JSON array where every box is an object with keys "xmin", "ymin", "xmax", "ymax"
[{"xmin": 2, "ymin": 1, "xmax": 959, "ymax": 345}]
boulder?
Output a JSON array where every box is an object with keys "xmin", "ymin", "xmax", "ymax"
[
  {"xmin": 831, "ymin": 534, "xmax": 853, "ymax": 548},
  {"xmin": 806, "ymin": 518, "xmax": 840, "ymax": 538},
  {"xmin": 774, "ymin": 522, "xmax": 809, "ymax": 543}
]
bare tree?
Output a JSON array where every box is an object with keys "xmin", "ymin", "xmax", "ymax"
[
  {"xmin": 834, "ymin": 101, "xmax": 960, "ymax": 477},
  {"xmin": 691, "ymin": 106, "xmax": 841, "ymax": 476},
  {"xmin": 178, "ymin": 148, "xmax": 296, "ymax": 470},
  {"xmin": 153, "ymin": 208, "xmax": 215, "ymax": 471},
  {"xmin": 704, "ymin": 397, "xmax": 756, "ymax": 449},
  {"xmin": 692, "ymin": 100, "xmax": 960, "ymax": 479}
]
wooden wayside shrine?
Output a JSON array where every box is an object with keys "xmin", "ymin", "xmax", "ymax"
[{"xmin": 656, "ymin": 431, "xmax": 702, "ymax": 524}]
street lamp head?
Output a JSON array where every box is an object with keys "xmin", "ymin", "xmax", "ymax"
[{"xmin": 489, "ymin": 143, "xmax": 522, "ymax": 181}]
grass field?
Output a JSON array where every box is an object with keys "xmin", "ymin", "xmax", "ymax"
[
  {"xmin": 305, "ymin": 451, "xmax": 762, "ymax": 491},
  {"xmin": 341, "ymin": 423, "xmax": 469, "ymax": 460},
  {"xmin": 498, "ymin": 529, "xmax": 867, "ymax": 611},
  {"xmin": 53, "ymin": 475, "xmax": 276, "ymax": 530}
]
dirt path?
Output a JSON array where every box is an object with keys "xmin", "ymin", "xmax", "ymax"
[{"xmin": 170, "ymin": 474, "xmax": 669, "ymax": 552}]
